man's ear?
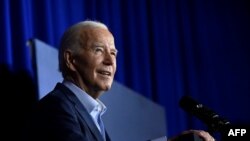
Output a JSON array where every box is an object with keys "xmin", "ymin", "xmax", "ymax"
[{"xmin": 64, "ymin": 50, "xmax": 76, "ymax": 71}]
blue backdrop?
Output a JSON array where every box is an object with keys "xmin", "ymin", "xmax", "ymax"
[{"xmin": 1, "ymin": 0, "xmax": 250, "ymax": 140}]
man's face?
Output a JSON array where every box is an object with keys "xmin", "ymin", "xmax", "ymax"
[{"xmin": 72, "ymin": 27, "xmax": 117, "ymax": 95}]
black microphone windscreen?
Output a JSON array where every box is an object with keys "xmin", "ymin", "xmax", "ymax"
[{"xmin": 179, "ymin": 95, "xmax": 231, "ymax": 133}]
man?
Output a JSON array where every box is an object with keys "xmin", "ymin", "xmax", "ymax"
[{"xmin": 28, "ymin": 20, "xmax": 214, "ymax": 141}]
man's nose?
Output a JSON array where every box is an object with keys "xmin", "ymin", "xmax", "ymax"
[{"xmin": 103, "ymin": 52, "xmax": 114, "ymax": 65}]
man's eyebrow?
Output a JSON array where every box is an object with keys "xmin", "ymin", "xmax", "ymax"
[
  {"xmin": 111, "ymin": 48, "xmax": 118, "ymax": 53},
  {"xmin": 92, "ymin": 42, "xmax": 104, "ymax": 46}
]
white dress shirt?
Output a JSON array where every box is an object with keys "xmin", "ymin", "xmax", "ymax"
[{"xmin": 63, "ymin": 80, "xmax": 107, "ymax": 140}]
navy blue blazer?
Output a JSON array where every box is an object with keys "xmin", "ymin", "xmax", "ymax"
[{"xmin": 29, "ymin": 83, "xmax": 111, "ymax": 141}]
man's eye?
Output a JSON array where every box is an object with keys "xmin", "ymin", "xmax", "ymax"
[
  {"xmin": 111, "ymin": 51, "xmax": 117, "ymax": 57},
  {"xmin": 94, "ymin": 47, "xmax": 104, "ymax": 52}
]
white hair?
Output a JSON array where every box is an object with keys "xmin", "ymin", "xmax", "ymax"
[{"xmin": 75, "ymin": 20, "xmax": 108, "ymax": 30}]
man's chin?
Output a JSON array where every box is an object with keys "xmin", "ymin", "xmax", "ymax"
[
  {"xmin": 96, "ymin": 80, "xmax": 113, "ymax": 91},
  {"xmin": 103, "ymin": 84, "xmax": 112, "ymax": 91},
  {"xmin": 98, "ymin": 83, "xmax": 112, "ymax": 91}
]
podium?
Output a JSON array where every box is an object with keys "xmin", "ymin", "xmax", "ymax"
[
  {"xmin": 148, "ymin": 133, "xmax": 203, "ymax": 141},
  {"xmin": 174, "ymin": 133, "xmax": 203, "ymax": 141}
]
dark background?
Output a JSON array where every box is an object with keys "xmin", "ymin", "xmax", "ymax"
[{"xmin": 1, "ymin": 0, "xmax": 249, "ymax": 140}]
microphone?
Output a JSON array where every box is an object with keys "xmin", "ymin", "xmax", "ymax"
[{"xmin": 179, "ymin": 95, "xmax": 231, "ymax": 133}]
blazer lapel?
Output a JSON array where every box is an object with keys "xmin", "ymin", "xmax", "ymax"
[
  {"xmin": 74, "ymin": 103, "xmax": 105, "ymax": 141},
  {"xmin": 105, "ymin": 130, "xmax": 111, "ymax": 141},
  {"xmin": 57, "ymin": 83, "xmax": 105, "ymax": 141}
]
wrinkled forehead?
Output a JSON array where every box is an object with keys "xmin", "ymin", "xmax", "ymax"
[{"xmin": 79, "ymin": 27, "xmax": 115, "ymax": 46}]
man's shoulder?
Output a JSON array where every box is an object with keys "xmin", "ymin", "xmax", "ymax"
[
  {"xmin": 37, "ymin": 83, "xmax": 68, "ymax": 104},
  {"xmin": 38, "ymin": 82, "xmax": 78, "ymax": 106}
]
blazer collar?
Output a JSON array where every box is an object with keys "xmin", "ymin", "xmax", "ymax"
[{"xmin": 55, "ymin": 83, "xmax": 106, "ymax": 141}]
